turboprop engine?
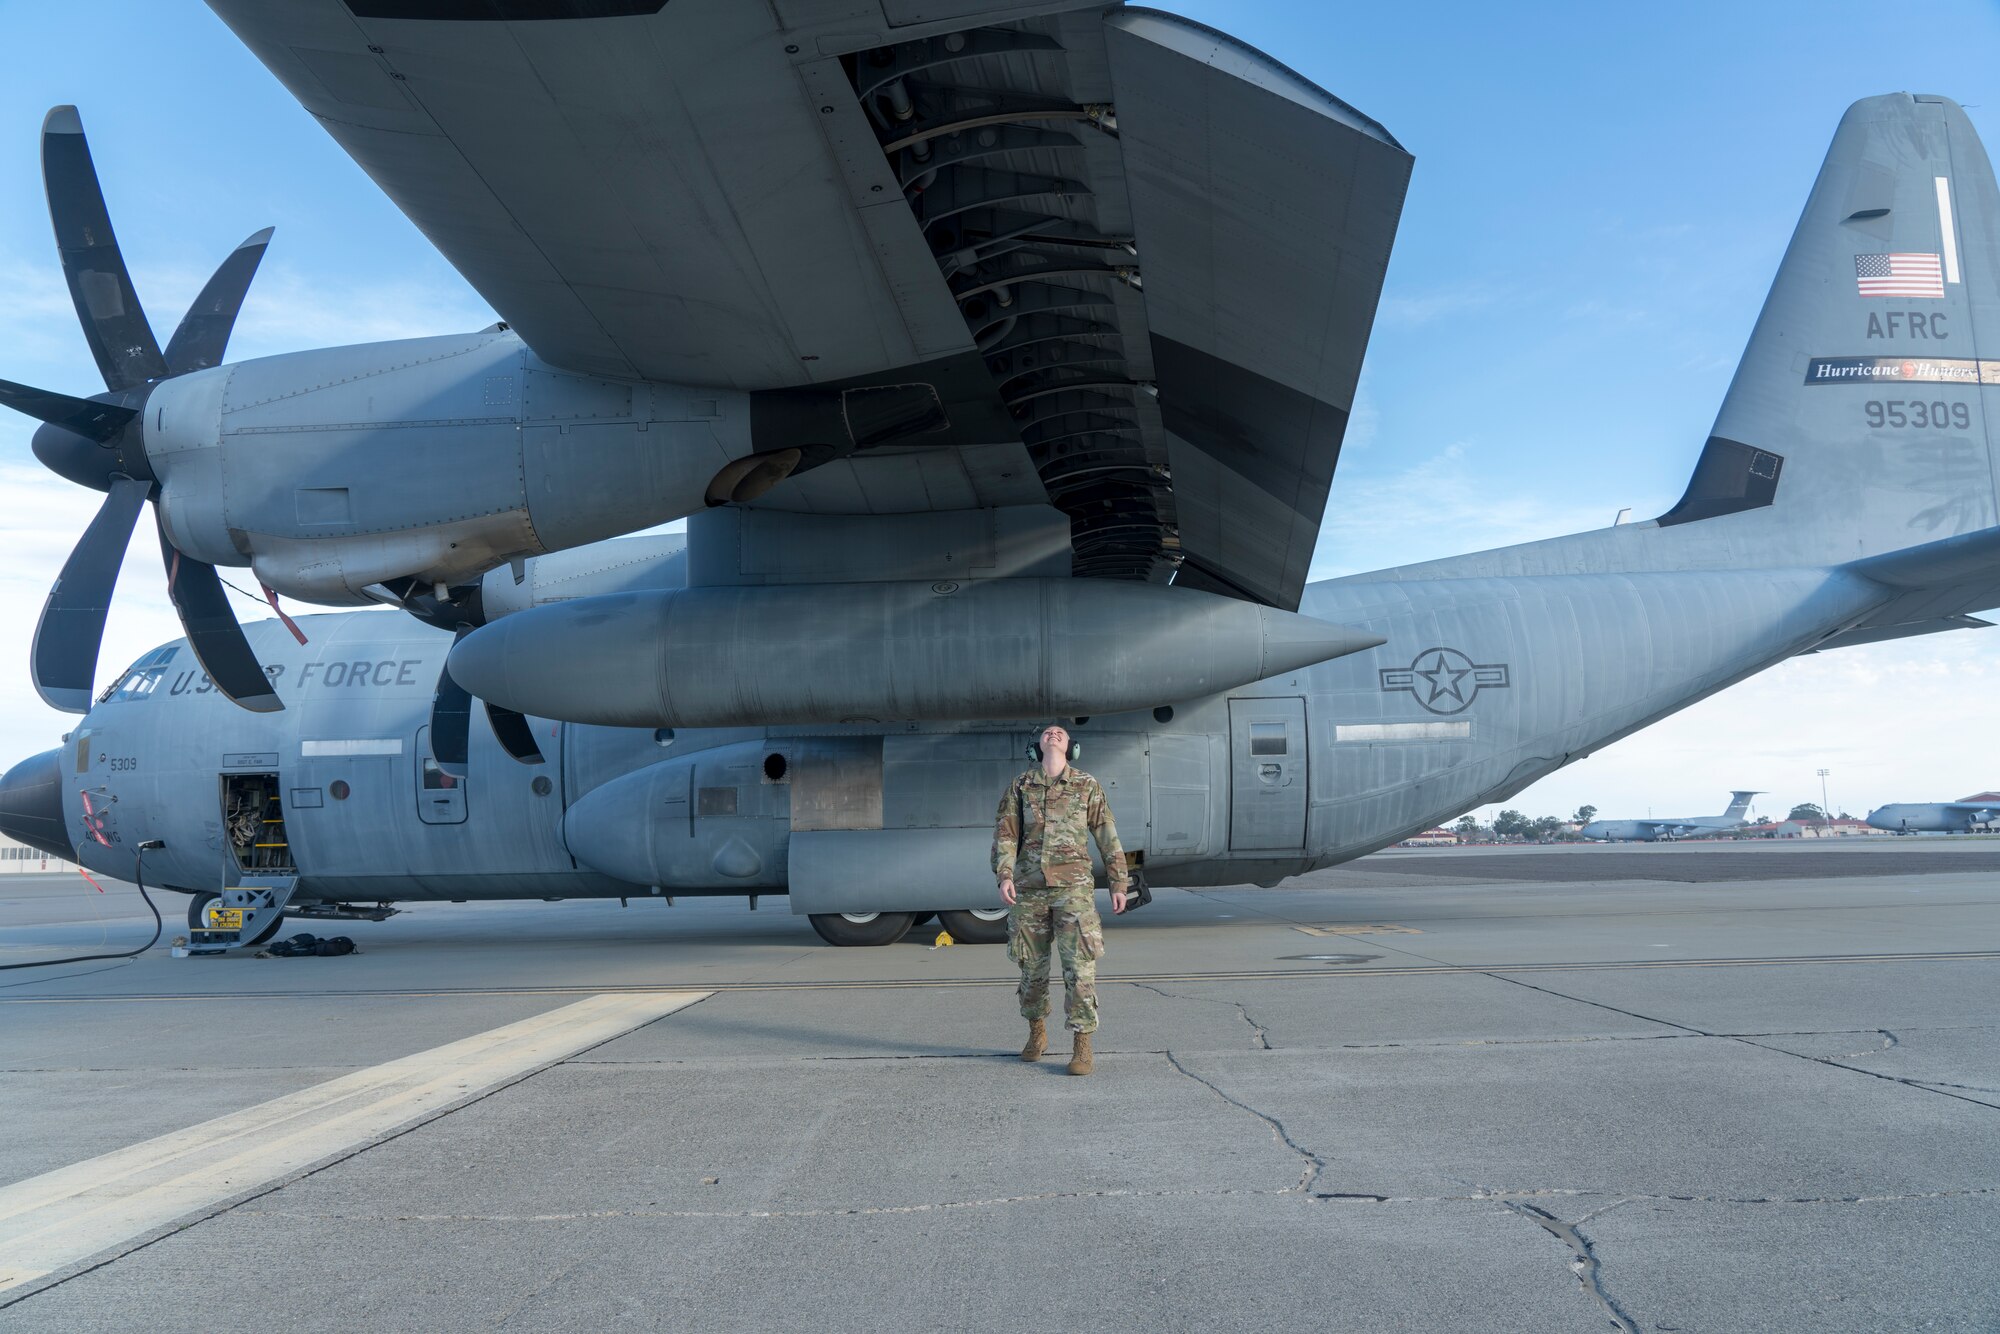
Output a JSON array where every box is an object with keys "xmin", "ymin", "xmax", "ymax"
[{"xmin": 447, "ymin": 578, "xmax": 1383, "ymax": 727}]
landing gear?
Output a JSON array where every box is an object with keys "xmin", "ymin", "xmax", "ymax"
[
  {"xmin": 187, "ymin": 889, "xmax": 284, "ymax": 947},
  {"xmin": 936, "ymin": 907, "xmax": 1010, "ymax": 945},
  {"xmin": 808, "ymin": 911, "xmax": 918, "ymax": 947}
]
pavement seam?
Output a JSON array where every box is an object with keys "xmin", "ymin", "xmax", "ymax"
[
  {"xmin": 10, "ymin": 948, "xmax": 1999, "ymax": 1004},
  {"xmin": 1159, "ymin": 1051, "xmax": 1323, "ymax": 1194},
  {"xmin": 235, "ymin": 1187, "xmax": 1302, "ymax": 1223}
]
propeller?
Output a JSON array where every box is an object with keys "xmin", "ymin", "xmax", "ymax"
[{"xmin": 4, "ymin": 107, "xmax": 280, "ymax": 714}]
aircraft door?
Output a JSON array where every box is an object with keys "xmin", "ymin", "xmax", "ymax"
[
  {"xmin": 1228, "ymin": 698, "xmax": 1307, "ymax": 851},
  {"xmin": 415, "ymin": 725, "xmax": 468, "ymax": 825}
]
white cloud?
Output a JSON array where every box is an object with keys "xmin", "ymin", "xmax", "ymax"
[{"xmin": 1311, "ymin": 441, "xmax": 1663, "ymax": 578}]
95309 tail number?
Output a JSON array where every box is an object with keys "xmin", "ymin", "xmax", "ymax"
[{"xmin": 1865, "ymin": 400, "xmax": 1972, "ymax": 431}]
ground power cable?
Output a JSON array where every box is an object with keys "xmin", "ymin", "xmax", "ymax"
[{"xmin": 0, "ymin": 841, "xmax": 165, "ymax": 971}]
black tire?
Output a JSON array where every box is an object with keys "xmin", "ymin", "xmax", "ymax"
[
  {"xmin": 908, "ymin": 912, "xmax": 936, "ymax": 928},
  {"xmin": 936, "ymin": 908, "xmax": 1010, "ymax": 945},
  {"xmin": 808, "ymin": 911, "xmax": 918, "ymax": 947},
  {"xmin": 187, "ymin": 890, "xmax": 285, "ymax": 947}
]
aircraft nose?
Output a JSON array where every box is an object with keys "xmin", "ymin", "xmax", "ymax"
[{"xmin": 0, "ymin": 748, "xmax": 76, "ymax": 861}]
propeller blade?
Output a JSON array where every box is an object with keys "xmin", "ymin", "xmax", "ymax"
[
  {"xmin": 0, "ymin": 377, "xmax": 135, "ymax": 443},
  {"xmin": 431, "ymin": 630, "xmax": 476, "ymax": 775},
  {"xmin": 484, "ymin": 702, "xmax": 547, "ymax": 765},
  {"xmin": 155, "ymin": 516, "xmax": 281, "ymax": 713},
  {"xmin": 163, "ymin": 228, "xmax": 273, "ymax": 376},
  {"xmin": 42, "ymin": 106, "xmax": 165, "ymax": 392},
  {"xmin": 30, "ymin": 476, "xmax": 148, "ymax": 713}
]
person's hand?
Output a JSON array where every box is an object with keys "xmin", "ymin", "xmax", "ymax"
[
  {"xmin": 1111, "ymin": 889, "xmax": 1128, "ymax": 914},
  {"xmin": 1000, "ymin": 878, "xmax": 1016, "ymax": 906}
]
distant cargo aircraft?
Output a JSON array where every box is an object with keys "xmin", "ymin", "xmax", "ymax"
[
  {"xmin": 1579, "ymin": 792, "xmax": 1763, "ymax": 842},
  {"xmin": 1866, "ymin": 799, "xmax": 2000, "ymax": 834}
]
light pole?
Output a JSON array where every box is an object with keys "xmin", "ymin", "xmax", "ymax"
[{"xmin": 1818, "ymin": 768, "xmax": 1832, "ymax": 838}]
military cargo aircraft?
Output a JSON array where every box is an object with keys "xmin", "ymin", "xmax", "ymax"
[
  {"xmin": 1, "ymin": 3, "xmax": 1997, "ymax": 948},
  {"xmin": 1578, "ymin": 791, "xmax": 1764, "ymax": 843},
  {"xmin": 1866, "ymin": 799, "xmax": 2000, "ymax": 834}
]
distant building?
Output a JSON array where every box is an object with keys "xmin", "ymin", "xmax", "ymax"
[
  {"xmin": 0, "ymin": 836, "xmax": 70, "ymax": 873},
  {"xmin": 1956, "ymin": 793, "xmax": 2000, "ymax": 832},
  {"xmin": 1400, "ymin": 829, "xmax": 1458, "ymax": 847}
]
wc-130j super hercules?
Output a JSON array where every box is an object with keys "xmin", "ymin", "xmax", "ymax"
[{"xmin": 1, "ymin": 2, "xmax": 1996, "ymax": 947}]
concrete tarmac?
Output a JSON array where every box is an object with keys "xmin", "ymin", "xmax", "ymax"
[{"xmin": 1, "ymin": 839, "xmax": 1996, "ymax": 1331}]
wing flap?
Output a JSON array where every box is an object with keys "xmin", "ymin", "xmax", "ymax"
[{"xmin": 1104, "ymin": 11, "xmax": 1410, "ymax": 608}]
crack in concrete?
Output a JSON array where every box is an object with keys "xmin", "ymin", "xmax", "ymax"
[
  {"xmin": 1913, "ymin": 1079, "xmax": 2000, "ymax": 1096},
  {"xmin": 1127, "ymin": 982, "xmax": 1272, "ymax": 1049},
  {"xmin": 1502, "ymin": 1200, "xmax": 1640, "ymax": 1333},
  {"xmin": 1160, "ymin": 1051, "xmax": 1323, "ymax": 1193},
  {"xmin": 1731, "ymin": 1035, "xmax": 2000, "ymax": 1112},
  {"xmin": 1829, "ymin": 1029, "xmax": 1899, "ymax": 1060},
  {"xmin": 1450, "ymin": 970, "xmax": 2000, "ymax": 1115}
]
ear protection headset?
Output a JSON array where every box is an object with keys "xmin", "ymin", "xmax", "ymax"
[{"xmin": 1028, "ymin": 735, "xmax": 1082, "ymax": 763}]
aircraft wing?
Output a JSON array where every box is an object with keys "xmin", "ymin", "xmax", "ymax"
[{"xmin": 206, "ymin": 1, "xmax": 1410, "ymax": 610}]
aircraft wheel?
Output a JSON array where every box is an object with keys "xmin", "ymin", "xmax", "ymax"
[
  {"xmin": 808, "ymin": 911, "xmax": 917, "ymax": 947},
  {"xmin": 186, "ymin": 890, "xmax": 285, "ymax": 946},
  {"xmin": 909, "ymin": 912, "xmax": 936, "ymax": 928},
  {"xmin": 936, "ymin": 908, "xmax": 1010, "ymax": 945}
]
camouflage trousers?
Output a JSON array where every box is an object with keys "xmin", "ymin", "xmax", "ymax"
[{"xmin": 1008, "ymin": 884, "xmax": 1105, "ymax": 1033}]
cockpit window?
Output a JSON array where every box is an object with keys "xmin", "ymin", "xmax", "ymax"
[{"xmin": 99, "ymin": 645, "xmax": 181, "ymax": 703}]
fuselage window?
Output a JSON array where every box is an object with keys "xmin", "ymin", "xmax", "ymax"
[{"xmin": 1249, "ymin": 722, "xmax": 1288, "ymax": 756}]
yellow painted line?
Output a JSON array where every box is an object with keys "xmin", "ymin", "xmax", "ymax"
[{"xmin": 0, "ymin": 990, "xmax": 707, "ymax": 1295}]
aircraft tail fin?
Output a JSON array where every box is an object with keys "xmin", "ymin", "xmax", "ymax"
[
  {"xmin": 1660, "ymin": 94, "xmax": 2000, "ymax": 560},
  {"xmin": 1722, "ymin": 790, "xmax": 1762, "ymax": 820}
]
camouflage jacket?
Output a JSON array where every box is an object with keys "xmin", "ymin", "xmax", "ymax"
[{"xmin": 991, "ymin": 766, "xmax": 1129, "ymax": 893}]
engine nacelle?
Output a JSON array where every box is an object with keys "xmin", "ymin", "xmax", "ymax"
[
  {"xmin": 449, "ymin": 577, "xmax": 1383, "ymax": 727},
  {"xmin": 143, "ymin": 329, "xmax": 753, "ymax": 605}
]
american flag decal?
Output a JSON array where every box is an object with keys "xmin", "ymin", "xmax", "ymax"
[{"xmin": 1855, "ymin": 253, "xmax": 1945, "ymax": 298}]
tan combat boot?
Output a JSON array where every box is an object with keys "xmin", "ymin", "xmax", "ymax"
[
  {"xmin": 1067, "ymin": 1030, "xmax": 1094, "ymax": 1076},
  {"xmin": 1021, "ymin": 1018, "xmax": 1047, "ymax": 1062}
]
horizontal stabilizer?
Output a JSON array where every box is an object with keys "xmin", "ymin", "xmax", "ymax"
[{"xmin": 1807, "ymin": 614, "xmax": 1992, "ymax": 653}]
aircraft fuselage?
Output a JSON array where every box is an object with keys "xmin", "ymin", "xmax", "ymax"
[{"xmin": 21, "ymin": 546, "xmax": 1883, "ymax": 918}]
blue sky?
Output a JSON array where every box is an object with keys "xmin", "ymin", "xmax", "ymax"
[{"xmin": 0, "ymin": 1, "xmax": 1996, "ymax": 823}]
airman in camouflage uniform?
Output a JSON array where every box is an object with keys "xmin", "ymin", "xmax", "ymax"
[{"xmin": 993, "ymin": 723, "xmax": 1128, "ymax": 1075}]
